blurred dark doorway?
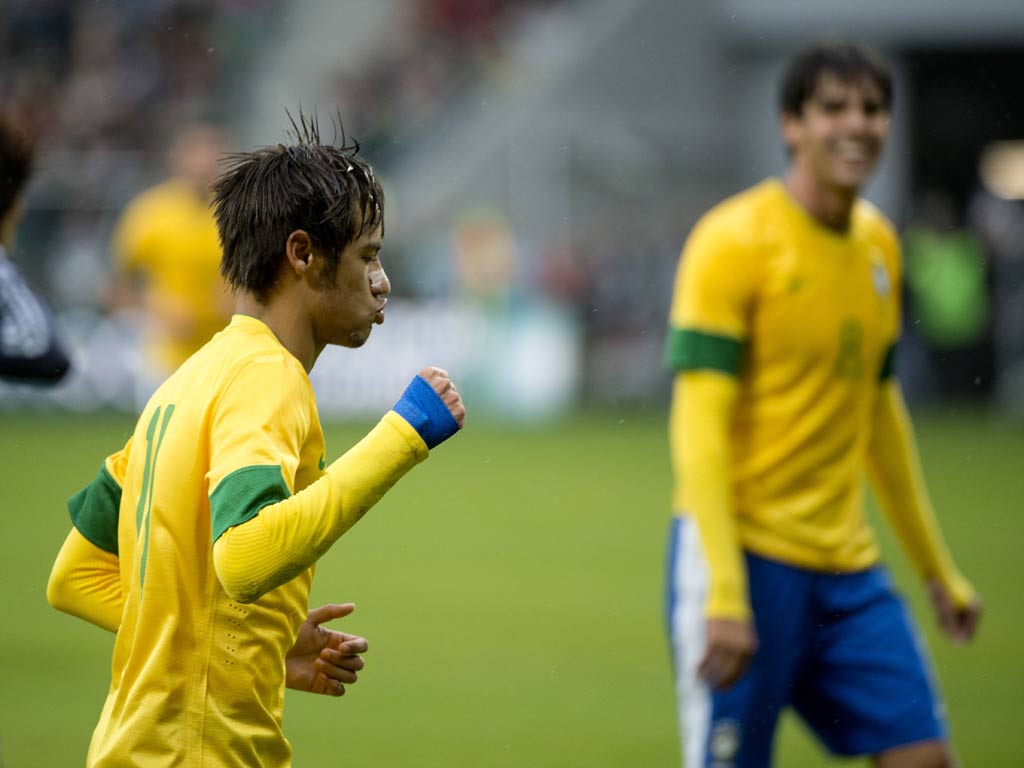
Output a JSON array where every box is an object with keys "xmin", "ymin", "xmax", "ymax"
[{"xmin": 899, "ymin": 48, "xmax": 1024, "ymax": 403}]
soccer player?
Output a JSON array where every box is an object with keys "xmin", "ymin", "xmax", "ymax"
[
  {"xmin": 108, "ymin": 121, "xmax": 235, "ymax": 403},
  {"xmin": 46, "ymin": 114, "xmax": 466, "ymax": 766},
  {"xmin": 0, "ymin": 113, "xmax": 71, "ymax": 383},
  {"xmin": 665, "ymin": 43, "xmax": 981, "ymax": 768}
]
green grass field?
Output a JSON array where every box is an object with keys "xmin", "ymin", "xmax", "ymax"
[{"xmin": 1, "ymin": 407, "xmax": 1021, "ymax": 766}]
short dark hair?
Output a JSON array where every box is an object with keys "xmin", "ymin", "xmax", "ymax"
[
  {"xmin": 780, "ymin": 42, "xmax": 892, "ymax": 116},
  {"xmin": 0, "ymin": 114, "xmax": 35, "ymax": 222},
  {"xmin": 212, "ymin": 111, "xmax": 384, "ymax": 303}
]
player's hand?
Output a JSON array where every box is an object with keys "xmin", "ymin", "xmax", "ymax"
[
  {"xmin": 699, "ymin": 618, "xmax": 758, "ymax": 690},
  {"xmin": 926, "ymin": 579, "xmax": 981, "ymax": 645},
  {"xmin": 418, "ymin": 366, "xmax": 466, "ymax": 429},
  {"xmin": 285, "ymin": 603, "xmax": 367, "ymax": 697}
]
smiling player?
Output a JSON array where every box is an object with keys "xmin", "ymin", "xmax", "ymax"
[
  {"xmin": 47, "ymin": 113, "xmax": 465, "ymax": 767},
  {"xmin": 665, "ymin": 43, "xmax": 980, "ymax": 768}
]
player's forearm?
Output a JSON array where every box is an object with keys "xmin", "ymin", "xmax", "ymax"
[
  {"xmin": 47, "ymin": 527, "xmax": 123, "ymax": 632},
  {"xmin": 867, "ymin": 382, "xmax": 974, "ymax": 606},
  {"xmin": 214, "ymin": 411, "xmax": 429, "ymax": 603},
  {"xmin": 671, "ymin": 373, "xmax": 751, "ymax": 620}
]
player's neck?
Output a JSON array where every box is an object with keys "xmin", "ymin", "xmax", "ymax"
[
  {"xmin": 783, "ymin": 169, "xmax": 857, "ymax": 233},
  {"xmin": 234, "ymin": 293, "xmax": 320, "ymax": 373}
]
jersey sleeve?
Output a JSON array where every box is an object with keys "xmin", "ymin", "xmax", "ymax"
[
  {"xmin": 671, "ymin": 372, "xmax": 751, "ymax": 619},
  {"xmin": 0, "ymin": 256, "xmax": 71, "ymax": 383},
  {"xmin": 207, "ymin": 355, "xmax": 430, "ymax": 602},
  {"xmin": 47, "ymin": 527, "xmax": 124, "ymax": 632},
  {"xmin": 867, "ymin": 381, "xmax": 976, "ymax": 608},
  {"xmin": 206, "ymin": 355, "xmax": 313, "ymax": 541},
  {"xmin": 665, "ymin": 213, "xmax": 759, "ymax": 375},
  {"xmin": 212, "ymin": 409, "xmax": 429, "ymax": 604},
  {"xmin": 68, "ymin": 439, "xmax": 132, "ymax": 555},
  {"xmin": 52, "ymin": 440, "xmax": 132, "ymax": 631},
  {"xmin": 666, "ymin": 210, "xmax": 760, "ymax": 619}
]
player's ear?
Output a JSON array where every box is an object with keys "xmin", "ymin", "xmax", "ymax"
[
  {"xmin": 285, "ymin": 230, "xmax": 314, "ymax": 276},
  {"xmin": 780, "ymin": 111, "xmax": 801, "ymax": 155}
]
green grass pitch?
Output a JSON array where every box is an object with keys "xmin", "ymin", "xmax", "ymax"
[{"xmin": 1, "ymin": 407, "xmax": 1021, "ymax": 766}]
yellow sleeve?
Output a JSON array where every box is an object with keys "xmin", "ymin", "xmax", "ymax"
[
  {"xmin": 668, "ymin": 211, "xmax": 760, "ymax": 341},
  {"xmin": 670, "ymin": 372, "xmax": 750, "ymax": 620},
  {"xmin": 213, "ymin": 411, "xmax": 428, "ymax": 602},
  {"xmin": 666, "ymin": 209, "xmax": 758, "ymax": 619},
  {"xmin": 47, "ymin": 527, "xmax": 123, "ymax": 632},
  {"xmin": 867, "ymin": 381, "xmax": 976, "ymax": 608},
  {"xmin": 48, "ymin": 440, "xmax": 133, "ymax": 631}
]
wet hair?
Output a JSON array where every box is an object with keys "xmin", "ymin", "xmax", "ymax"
[
  {"xmin": 779, "ymin": 42, "xmax": 892, "ymax": 117},
  {"xmin": 212, "ymin": 110, "xmax": 384, "ymax": 302},
  {"xmin": 0, "ymin": 114, "xmax": 35, "ymax": 222}
]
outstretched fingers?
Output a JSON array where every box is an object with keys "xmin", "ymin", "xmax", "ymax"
[{"xmin": 306, "ymin": 602, "xmax": 355, "ymax": 626}]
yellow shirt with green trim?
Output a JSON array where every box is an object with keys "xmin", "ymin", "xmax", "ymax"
[
  {"xmin": 67, "ymin": 315, "xmax": 423, "ymax": 768},
  {"xmin": 112, "ymin": 179, "xmax": 230, "ymax": 371},
  {"xmin": 667, "ymin": 178, "xmax": 901, "ymax": 574}
]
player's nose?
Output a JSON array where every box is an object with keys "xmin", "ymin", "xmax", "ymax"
[
  {"xmin": 370, "ymin": 268, "xmax": 391, "ymax": 297},
  {"xmin": 843, "ymin": 104, "xmax": 872, "ymax": 133}
]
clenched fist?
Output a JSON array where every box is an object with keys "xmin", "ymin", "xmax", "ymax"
[{"xmin": 418, "ymin": 366, "xmax": 466, "ymax": 430}]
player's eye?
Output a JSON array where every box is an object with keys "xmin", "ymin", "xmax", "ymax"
[{"xmin": 862, "ymin": 100, "xmax": 885, "ymax": 117}]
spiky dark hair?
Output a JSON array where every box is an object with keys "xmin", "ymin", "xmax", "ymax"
[
  {"xmin": 212, "ymin": 109, "xmax": 384, "ymax": 302},
  {"xmin": 780, "ymin": 42, "xmax": 892, "ymax": 116}
]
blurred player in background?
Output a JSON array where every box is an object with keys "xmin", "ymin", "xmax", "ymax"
[
  {"xmin": 0, "ymin": 113, "xmax": 71, "ymax": 383},
  {"xmin": 665, "ymin": 43, "xmax": 981, "ymax": 768},
  {"xmin": 47, "ymin": 113, "xmax": 466, "ymax": 766},
  {"xmin": 108, "ymin": 121, "xmax": 234, "ymax": 404}
]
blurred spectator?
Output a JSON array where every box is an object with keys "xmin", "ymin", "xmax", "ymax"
[
  {"xmin": 0, "ymin": 0, "xmax": 267, "ymax": 307},
  {"xmin": 0, "ymin": 0, "xmax": 273, "ymax": 406},
  {"xmin": 902, "ymin": 188, "xmax": 991, "ymax": 400},
  {"xmin": 969, "ymin": 157, "xmax": 1024, "ymax": 416},
  {"xmin": 330, "ymin": 0, "xmax": 563, "ymax": 163},
  {"xmin": 107, "ymin": 122, "xmax": 233, "ymax": 403}
]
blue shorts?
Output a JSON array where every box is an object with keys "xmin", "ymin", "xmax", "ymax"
[{"xmin": 666, "ymin": 517, "xmax": 947, "ymax": 767}]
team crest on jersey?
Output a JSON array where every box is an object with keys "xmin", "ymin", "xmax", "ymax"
[
  {"xmin": 709, "ymin": 718, "xmax": 741, "ymax": 765},
  {"xmin": 871, "ymin": 259, "xmax": 891, "ymax": 298}
]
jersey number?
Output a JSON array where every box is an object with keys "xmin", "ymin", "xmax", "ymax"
[
  {"xmin": 136, "ymin": 403, "xmax": 175, "ymax": 591},
  {"xmin": 835, "ymin": 318, "xmax": 864, "ymax": 381}
]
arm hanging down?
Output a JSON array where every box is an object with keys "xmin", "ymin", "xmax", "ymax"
[
  {"xmin": 867, "ymin": 380, "xmax": 981, "ymax": 641},
  {"xmin": 671, "ymin": 371, "xmax": 749, "ymax": 621}
]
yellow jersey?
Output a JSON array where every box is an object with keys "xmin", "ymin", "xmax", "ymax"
[
  {"xmin": 667, "ymin": 179, "xmax": 901, "ymax": 573},
  {"xmin": 68, "ymin": 315, "xmax": 425, "ymax": 767},
  {"xmin": 112, "ymin": 179, "xmax": 230, "ymax": 372}
]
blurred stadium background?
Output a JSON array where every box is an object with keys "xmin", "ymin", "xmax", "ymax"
[{"xmin": 1, "ymin": 0, "xmax": 1022, "ymax": 765}]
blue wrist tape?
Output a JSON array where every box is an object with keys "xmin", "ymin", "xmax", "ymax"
[{"xmin": 392, "ymin": 375, "xmax": 460, "ymax": 449}]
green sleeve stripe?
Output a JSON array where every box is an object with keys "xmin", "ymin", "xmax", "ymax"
[
  {"xmin": 665, "ymin": 328, "xmax": 743, "ymax": 374},
  {"xmin": 68, "ymin": 465, "xmax": 122, "ymax": 555},
  {"xmin": 880, "ymin": 343, "xmax": 896, "ymax": 381},
  {"xmin": 210, "ymin": 465, "xmax": 292, "ymax": 544}
]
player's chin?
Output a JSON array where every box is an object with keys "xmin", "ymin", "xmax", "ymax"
[
  {"xmin": 339, "ymin": 327, "xmax": 373, "ymax": 349},
  {"xmin": 832, "ymin": 160, "xmax": 878, "ymax": 189}
]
